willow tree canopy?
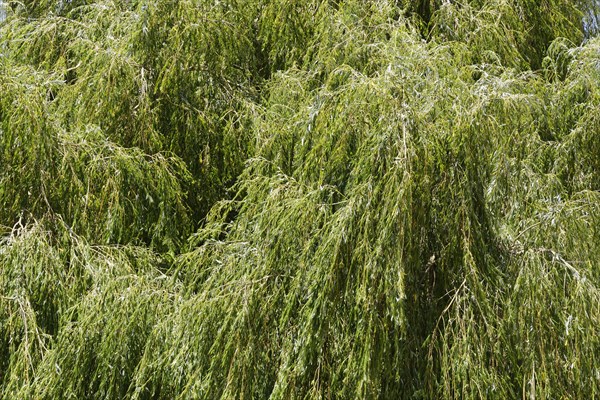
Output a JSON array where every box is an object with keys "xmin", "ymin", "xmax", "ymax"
[{"xmin": 1, "ymin": 0, "xmax": 599, "ymax": 399}]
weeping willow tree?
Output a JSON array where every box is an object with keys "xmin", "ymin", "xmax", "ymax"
[{"xmin": 1, "ymin": 0, "xmax": 600, "ymax": 398}]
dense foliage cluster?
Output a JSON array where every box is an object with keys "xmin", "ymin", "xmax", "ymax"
[{"xmin": 1, "ymin": 0, "xmax": 600, "ymax": 398}]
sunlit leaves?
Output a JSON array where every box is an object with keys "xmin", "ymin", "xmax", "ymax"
[{"xmin": 1, "ymin": 0, "xmax": 600, "ymax": 398}]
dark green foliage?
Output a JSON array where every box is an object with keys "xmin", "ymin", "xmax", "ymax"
[
  {"xmin": 0, "ymin": 60, "xmax": 191, "ymax": 250},
  {"xmin": 1, "ymin": 0, "xmax": 600, "ymax": 398}
]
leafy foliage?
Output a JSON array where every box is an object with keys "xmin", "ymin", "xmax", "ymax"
[{"xmin": 1, "ymin": 0, "xmax": 600, "ymax": 398}]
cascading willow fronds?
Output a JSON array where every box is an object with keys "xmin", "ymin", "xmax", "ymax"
[
  {"xmin": 1, "ymin": 0, "xmax": 599, "ymax": 398},
  {"xmin": 0, "ymin": 219, "xmax": 179, "ymax": 399},
  {"xmin": 0, "ymin": 51, "xmax": 191, "ymax": 250}
]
